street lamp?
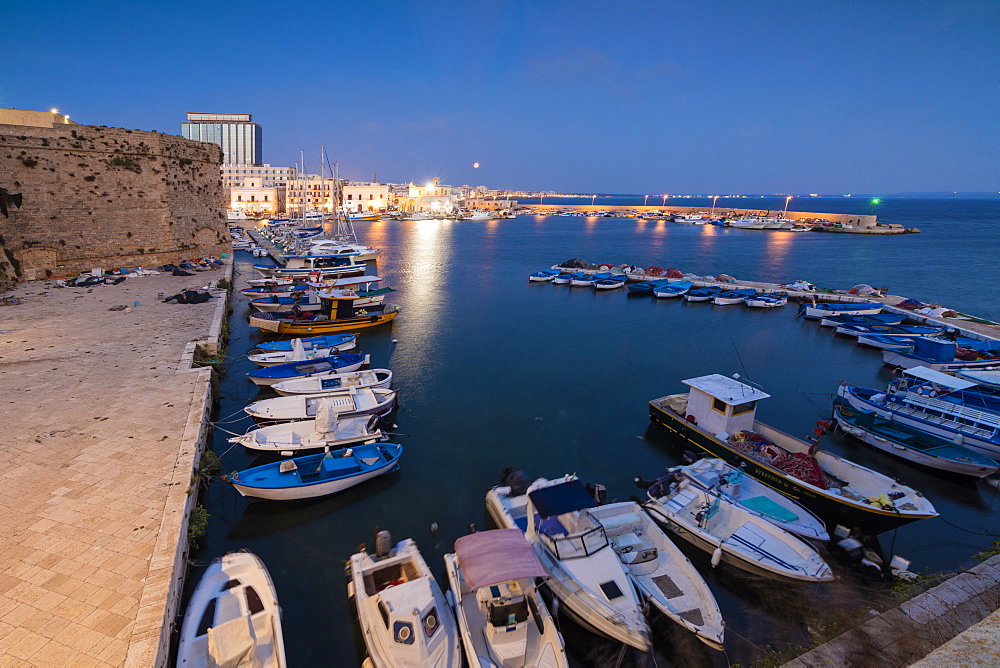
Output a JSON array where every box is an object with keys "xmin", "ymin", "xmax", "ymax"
[
  {"xmin": 711, "ymin": 195, "xmax": 720, "ymax": 216},
  {"xmin": 783, "ymin": 195, "xmax": 793, "ymax": 216},
  {"xmin": 591, "ymin": 194, "xmax": 597, "ymax": 205},
  {"xmin": 662, "ymin": 194, "xmax": 669, "ymax": 206},
  {"xmin": 644, "ymin": 194, "xmax": 650, "ymax": 207}
]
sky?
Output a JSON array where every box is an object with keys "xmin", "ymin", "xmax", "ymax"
[{"xmin": 5, "ymin": 0, "xmax": 998, "ymax": 194}]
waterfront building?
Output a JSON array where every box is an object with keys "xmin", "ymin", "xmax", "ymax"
[
  {"xmin": 395, "ymin": 177, "xmax": 458, "ymax": 214},
  {"xmin": 181, "ymin": 112, "xmax": 262, "ymax": 165},
  {"xmin": 0, "ymin": 107, "xmax": 77, "ymax": 128},
  {"xmin": 342, "ymin": 181, "xmax": 391, "ymax": 213},
  {"xmin": 222, "ymin": 163, "xmax": 295, "ymax": 189},
  {"xmin": 230, "ymin": 177, "xmax": 283, "ymax": 216}
]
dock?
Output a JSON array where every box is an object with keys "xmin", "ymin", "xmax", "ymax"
[{"xmin": 0, "ymin": 263, "xmax": 229, "ymax": 666}]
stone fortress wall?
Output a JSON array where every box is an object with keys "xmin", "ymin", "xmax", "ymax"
[{"xmin": 0, "ymin": 123, "xmax": 230, "ymax": 289}]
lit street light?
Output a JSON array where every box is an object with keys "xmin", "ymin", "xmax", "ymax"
[
  {"xmin": 662, "ymin": 194, "xmax": 669, "ymax": 206},
  {"xmin": 711, "ymin": 195, "xmax": 719, "ymax": 216},
  {"xmin": 644, "ymin": 194, "xmax": 650, "ymax": 207},
  {"xmin": 783, "ymin": 195, "xmax": 793, "ymax": 216},
  {"xmin": 591, "ymin": 194, "xmax": 597, "ymax": 205}
]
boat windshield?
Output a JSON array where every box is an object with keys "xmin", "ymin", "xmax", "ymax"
[{"xmin": 540, "ymin": 525, "xmax": 608, "ymax": 560}]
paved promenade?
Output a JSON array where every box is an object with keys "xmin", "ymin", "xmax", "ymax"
[{"xmin": 0, "ymin": 266, "xmax": 227, "ymax": 666}]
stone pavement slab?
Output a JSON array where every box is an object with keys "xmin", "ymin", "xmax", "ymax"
[{"xmin": 0, "ymin": 266, "xmax": 227, "ymax": 667}]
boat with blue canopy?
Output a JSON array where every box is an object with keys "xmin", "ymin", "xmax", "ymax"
[
  {"xmin": 223, "ymin": 442, "xmax": 402, "ymax": 501},
  {"xmin": 798, "ymin": 301, "xmax": 883, "ymax": 318},
  {"xmin": 570, "ymin": 272, "xmax": 612, "ymax": 287},
  {"xmin": 713, "ymin": 288, "xmax": 758, "ymax": 305},
  {"xmin": 529, "ymin": 269, "xmax": 562, "ymax": 282},
  {"xmin": 684, "ymin": 286, "xmax": 724, "ymax": 302},
  {"xmin": 818, "ymin": 313, "xmax": 909, "ymax": 327},
  {"xmin": 744, "ymin": 292, "xmax": 788, "ymax": 308},
  {"xmin": 628, "ymin": 278, "xmax": 672, "ymax": 294},
  {"xmin": 652, "ymin": 280, "xmax": 693, "ymax": 298},
  {"xmin": 254, "ymin": 333, "xmax": 357, "ymax": 352},
  {"xmin": 593, "ymin": 274, "xmax": 628, "ymax": 290},
  {"xmin": 552, "ymin": 271, "xmax": 586, "ymax": 285}
]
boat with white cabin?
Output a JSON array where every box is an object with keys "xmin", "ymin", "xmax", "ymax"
[
  {"xmin": 270, "ymin": 368, "xmax": 393, "ymax": 396},
  {"xmin": 243, "ymin": 388, "xmax": 397, "ymax": 423}
]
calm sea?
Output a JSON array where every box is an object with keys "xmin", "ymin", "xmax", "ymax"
[{"xmin": 192, "ymin": 198, "xmax": 999, "ymax": 666}]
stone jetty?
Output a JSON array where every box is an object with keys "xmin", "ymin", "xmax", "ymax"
[{"xmin": 0, "ymin": 263, "xmax": 228, "ymax": 666}]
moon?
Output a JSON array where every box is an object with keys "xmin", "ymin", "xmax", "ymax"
[{"xmin": 473, "ymin": 162, "xmax": 480, "ymax": 168}]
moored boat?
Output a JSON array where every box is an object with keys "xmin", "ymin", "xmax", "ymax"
[
  {"xmin": 643, "ymin": 476, "xmax": 834, "ymax": 582},
  {"xmin": 485, "ymin": 475, "xmax": 650, "ymax": 651},
  {"xmin": 593, "ymin": 274, "xmax": 628, "ymax": 290},
  {"xmin": 223, "ymin": 442, "xmax": 402, "ymax": 501},
  {"xmin": 255, "ymin": 333, "xmax": 357, "ymax": 352},
  {"xmin": 652, "ymin": 280, "xmax": 693, "ymax": 298},
  {"xmin": 443, "ymin": 529, "xmax": 569, "ymax": 668},
  {"xmin": 818, "ymin": 313, "xmax": 909, "ymax": 328},
  {"xmin": 744, "ymin": 292, "xmax": 788, "ymax": 308},
  {"xmin": 347, "ymin": 534, "xmax": 462, "ymax": 667},
  {"xmin": 249, "ymin": 284, "xmax": 401, "ymax": 335},
  {"xmin": 684, "ymin": 286, "xmax": 724, "ymax": 303},
  {"xmin": 713, "ymin": 288, "xmax": 758, "ymax": 305},
  {"xmin": 668, "ymin": 458, "xmax": 829, "ymax": 541},
  {"xmin": 529, "ymin": 269, "xmax": 562, "ymax": 282},
  {"xmin": 248, "ymin": 336, "xmax": 358, "ymax": 366},
  {"xmin": 881, "ymin": 337, "xmax": 1000, "ymax": 372},
  {"xmin": 177, "ymin": 551, "xmax": 286, "ymax": 667},
  {"xmin": 648, "ymin": 374, "xmax": 938, "ymax": 534},
  {"xmin": 244, "ymin": 388, "xmax": 397, "ymax": 423},
  {"xmin": 271, "ymin": 368, "xmax": 393, "ymax": 396},
  {"xmin": 798, "ymin": 301, "xmax": 883, "ymax": 319},
  {"xmin": 570, "ymin": 272, "xmax": 612, "ymax": 287},
  {"xmin": 585, "ymin": 501, "xmax": 726, "ymax": 649},
  {"xmin": 552, "ymin": 271, "xmax": 585, "ymax": 285},
  {"xmin": 229, "ymin": 413, "xmax": 383, "ymax": 456},
  {"xmin": 245, "ymin": 353, "xmax": 369, "ymax": 387},
  {"xmin": 628, "ymin": 278, "xmax": 673, "ymax": 294},
  {"xmin": 832, "ymin": 397, "xmax": 999, "ymax": 478}
]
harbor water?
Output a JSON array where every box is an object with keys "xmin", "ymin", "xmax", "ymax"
[{"xmin": 193, "ymin": 198, "xmax": 999, "ymax": 666}]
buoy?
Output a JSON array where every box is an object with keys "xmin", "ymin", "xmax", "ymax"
[
  {"xmin": 430, "ymin": 522, "xmax": 438, "ymax": 535},
  {"xmin": 711, "ymin": 546, "xmax": 723, "ymax": 568},
  {"xmin": 391, "ymin": 339, "xmax": 398, "ymax": 343}
]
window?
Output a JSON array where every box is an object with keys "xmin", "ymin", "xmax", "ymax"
[
  {"xmin": 712, "ymin": 398, "xmax": 727, "ymax": 414},
  {"xmin": 599, "ymin": 580, "xmax": 625, "ymax": 600},
  {"xmin": 245, "ymin": 586, "xmax": 264, "ymax": 615},
  {"xmin": 732, "ymin": 401, "xmax": 756, "ymax": 416},
  {"xmin": 378, "ymin": 601, "xmax": 390, "ymax": 629}
]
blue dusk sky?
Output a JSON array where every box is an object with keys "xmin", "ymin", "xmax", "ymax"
[{"xmin": 5, "ymin": 0, "xmax": 998, "ymax": 194}]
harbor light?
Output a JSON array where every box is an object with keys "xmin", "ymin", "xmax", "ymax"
[
  {"xmin": 784, "ymin": 195, "xmax": 793, "ymax": 215},
  {"xmin": 51, "ymin": 108, "xmax": 58, "ymax": 113}
]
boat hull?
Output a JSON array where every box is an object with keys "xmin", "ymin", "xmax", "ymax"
[
  {"xmin": 251, "ymin": 307, "xmax": 400, "ymax": 336},
  {"xmin": 648, "ymin": 401, "xmax": 934, "ymax": 534}
]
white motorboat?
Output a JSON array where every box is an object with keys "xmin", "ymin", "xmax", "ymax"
[
  {"xmin": 229, "ymin": 413, "xmax": 383, "ymax": 456},
  {"xmin": 177, "ymin": 551, "xmax": 286, "ymax": 667},
  {"xmin": 271, "ymin": 368, "xmax": 393, "ymax": 396},
  {"xmin": 347, "ymin": 534, "xmax": 461, "ymax": 668},
  {"xmin": 585, "ymin": 502, "xmax": 725, "ymax": 650},
  {"xmin": 244, "ymin": 388, "xmax": 397, "ymax": 423},
  {"xmin": 443, "ymin": 529, "xmax": 568, "ymax": 667},
  {"xmin": 669, "ymin": 458, "xmax": 829, "ymax": 541},
  {"xmin": 305, "ymin": 238, "xmax": 381, "ymax": 261},
  {"xmin": 486, "ymin": 475, "xmax": 650, "ymax": 651},
  {"xmin": 644, "ymin": 478, "xmax": 834, "ymax": 583}
]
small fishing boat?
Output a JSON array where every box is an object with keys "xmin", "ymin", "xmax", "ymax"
[
  {"xmin": 744, "ymin": 292, "xmax": 788, "ymax": 308},
  {"xmin": 585, "ymin": 501, "xmax": 726, "ymax": 649},
  {"xmin": 684, "ymin": 286, "xmax": 724, "ymax": 303},
  {"xmin": 250, "ymin": 292, "xmax": 323, "ymax": 314},
  {"xmin": 798, "ymin": 301, "xmax": 883, "ymax": 319},
  {"xmin": 628, "ymin": 278, "xmax": 673, "ymax": 294},
  {"xmin": 552, "ymin": 271, "xmax": 585, "ymax": 285},
  {"xmin": 713, "ymin": 288, "xmax": 758, "ymax": 305},
  {"xmin": 832, "ymin": 397, "xmax": 999, "ymax": 478},
  {"xmin": 570, "ymin": 272, "xmax": 612, "ymax": 287},
  {"xmin": 643, "ymin": 476, "xmax": 834, "ymax": 583},
  {"xmin": 958, "ymin": 369, "xmax": 1000, "ymax": 392},
  {"xmin": 249, "ymin": 290, "xmax": 400, "ymax": 335},
  {"xmin": 649, "ymin": 374, "xmax": 938, "ymax": 534},
  {"xmin": 835, "ymin": 323, "xmax": 948, "ymax": 339},
  {"xmin": 881, "ymin": 337, "xmax": 1000, "ymax": 372},
  {"xmin": 271, "ymin": 368, "xmax": 393, "ymax": 396},
  {"xmin": 177, "ymin": 551, "xmax": 286, "ymax": 667},
  {"xmin": 855, "ymin": 334, "xmax": 924, "ymax": 350},
  {"xmin": 229, "ymin": 414, "xmax": 382, "ymax": 456},
  {"xmin": 245, "ymin": 353, "xmax": 369, "ymax": 387},
  {"xmin": 669, "ymin": 458, "xmax": 829, "ymax": 541},
  {"xmin": 223, "ymin": 442, "xmax": 402, "ymax": 501},
  {"xmin": 486, "ymin": 475, "xmax": 650, "ymax": 651},
  {"xmin": 443, "ymin": 529, "xmax": 569, "ymax": 668},
  {"xmin": 253, "ymin": 252, "xmax": 367, "ymax": 280},
  {"xmin": 652, "ymin": 280, "xmax": 693, "ymax": 298},
  {"xmin": 838, "ymin": 366, "xmax": 1000, "ymax": 458},
  {"xmin": 244, "ymin": 388, "xmax": 397, "ymax": 424},
  {"xmin": 529, "ymin": 269, "xmax": 562, "ymax": 282},
  {"xmin": 347, "ymin": 533, "xmax": 462, "ymax": 668},
  {"xmin": 817, "ymin": 313, "xmax": 908, "ymax": 328},
  {"xmin": 254, "ymin": 333, "xmax": 357, "ymax": 352},
  {"xmin": 593, "ymin": 274, "xmax": 629, "ymax": 290}
]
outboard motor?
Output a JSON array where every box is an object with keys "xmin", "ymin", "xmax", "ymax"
[
  {"xmin": 587, "ymin": 483, "xmax": 607, "ymax": 505},
  {"xmin": 374, "ymin": 530, "xmax": 392, "ymax": 558},
  {"xmin": 500, "ymin": 468, "xmax": 530, "ymax": 496}
]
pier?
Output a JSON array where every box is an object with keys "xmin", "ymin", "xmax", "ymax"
[{"xmin": 0, "ymin": 263, "xmax": 229, "ymax": 666}]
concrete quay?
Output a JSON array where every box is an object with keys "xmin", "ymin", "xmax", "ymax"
[
  {"xmin": 0, "ymin": 263, "xmax": 229, "ymax": 666},
  {"xmin": 782, "ymin": 554, "xmax": 1000, "ymax": 667}
]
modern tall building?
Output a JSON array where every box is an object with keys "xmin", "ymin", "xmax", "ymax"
[{"xmin": 181, "ymin": 112, "xmax": 262, "ymax": 165}]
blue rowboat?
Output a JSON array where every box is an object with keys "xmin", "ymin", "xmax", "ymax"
[
  {"xmin": 552, "ymin": 271, "xmax": 586, "ymax": 285},
  {"xmin": 684, "ymin": 286, "xmax": 723, "ymax": 302},
  {"xmin": 713, "ymin": 288, "xmax": 758, "ymax": 305},
  {"xmin": 628, "ymin": 279, "xmax": 672, "ymax": 294},
  {"xmin": 255, "ymin": 334, "xmax": 357, "ymax": 352},
  {"xmin": 798, "ymin": 302, "xmax": 883, "ymax": 318},
  {"xmin": 223, "ymin": 442, "xmax": 403, "ymax": 501},
  {"xmin": 246, "ymin": 352, "xmax": 369, "ymax": 387},
  {"xmin": 652, "ymin": 280, "xmax": 693, "ymax": 298},
  {"xmin": 529, "ymin": 269, "xmax": 562, "ymax": 282},
  {"xmin": 571, "ymin": 272, "xmax": 612, "ymax": 287},
  {"xmin": 818, "ymin": 313, "xmax": 908, "ymax": 327},
  {"xmin": 594, "ymin": 274, "xmax": 629, "ymax": 290}
]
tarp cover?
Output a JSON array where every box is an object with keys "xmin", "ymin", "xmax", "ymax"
[
  {"xmin": 903, "ymin": 366, "xmax": 977, "ymax": 390},
  {"xmin": 528, "ymin": 479, "xmax": 597, "ymax": 519},
  {"xmin": 455, "ymin": 529, "xmax": 547, "ymax": 590},
  {"xmin": 207, "ymin": 615, "xmax": 258, "ymax": 668}
]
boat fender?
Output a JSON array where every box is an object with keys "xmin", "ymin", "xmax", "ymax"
[
  {"xmin": 685, "ymin": 414, "xmax": 698, "ymax": 425},
  {"xmin": 711, "ymin": 546, "xmax": 723, "ymax": 568}
]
